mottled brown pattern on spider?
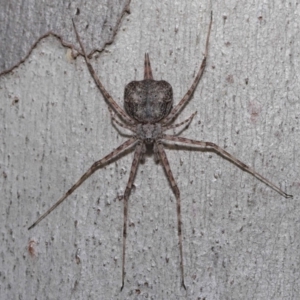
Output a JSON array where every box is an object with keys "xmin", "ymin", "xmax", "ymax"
[
  {"xmin": 124, "ymin": 80, "xmax": 173, "ymax": 123},
  {"xmin": 28, "ymin": 12, "xmax": 292, "ymax": 291}
]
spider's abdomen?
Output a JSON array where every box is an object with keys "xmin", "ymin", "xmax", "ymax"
[{"xmin": 124, "ymin": 79, "xmax": 173, "ymax": 123}]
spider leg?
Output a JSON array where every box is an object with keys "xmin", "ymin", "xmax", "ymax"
[
  {"xmin": 108, "ymin": 106, "xmax": 136, "ymax": 133},
  {"xmin": 28, "ymin": 138, "xmax": 137, "ymax": 230},
  {"xmin": 163, "ymin": 111, "xmax": 197, "ymax": 135},
  {"xmin": 72, "ymin": 19, "xmax": 135, "ymax": 125},
  {"xmin": 155, "ymin": 142, "xmax": 187, "ymax": 290},
  {"xmin": 162, "ymin": 135, "xmax": 293, "ymax": 198},
  {"xmin": 144, "ymin": 53, "xmax": 153, "ymax": 79},
  {"xmin": 162, "ymin": 12, "xmax": 212, "ymax": 125},
  {"xmin": 121, "ymin": 141, "xmax": 143, "ymax": 291}
]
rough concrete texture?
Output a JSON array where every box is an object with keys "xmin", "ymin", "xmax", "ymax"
[
  {"xmin": 1, "ymin": 1, "xmax": 299, "ymax": 299},
  {"xmin": 0, "ymin": 0, "xmax": 131, "ymax": 73}
]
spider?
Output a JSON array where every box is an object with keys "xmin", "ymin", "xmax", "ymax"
[{"xmin": 28, "ymin": 13, "xmax": 292, "ymax": 290}]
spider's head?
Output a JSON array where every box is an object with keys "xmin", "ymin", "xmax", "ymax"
[{"xmin": 124, "ymin": 79, "xmax": 173, "ymax": 123}]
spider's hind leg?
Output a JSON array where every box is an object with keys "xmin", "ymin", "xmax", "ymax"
[
  {"xmin": 156, "ymin": 141, "xmax": 187, "ymax": 289},
  {"xmin": 120, "ymin": 142, "xmax": 143, "ymax": 290}
]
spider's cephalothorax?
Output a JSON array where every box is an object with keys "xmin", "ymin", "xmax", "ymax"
[
  {"xmin": 29, "ymin": 13, "xmax": 292, "ymax": 291},
  {"xmin": 125, "ymin": 54, "xmax": 172, "ymax": 145},
  {"xmin": 124, "ymin": 79, "xmax": 173, "ymax": 123},
  {"xmin": 124, "ymin": 51, "xmax": 174, "ymax": 125}
]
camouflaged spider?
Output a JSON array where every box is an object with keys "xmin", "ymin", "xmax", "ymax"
[{"xmin": 28, "ymin": 13, "xmax": 292, "ymax": 290}]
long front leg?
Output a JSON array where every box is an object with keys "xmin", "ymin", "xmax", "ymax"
[
  {"xmin": 162, "ymin": 135, "xmax": 293, "ymax": 198},
  {"xmin": 162, "ymin": 12, "xmax": 212, "ymax": 125},
  {"xmin": 72, "ymin": 19, "xmax": 135, "ymax": 125},
  {"xmin": 121, "ymin": 142, "xmax": 143, "ymax": 290},
  {"xmin": 156, "ymin": 142, "xmax": 186, "ymax": 290},
  {"xmin": 28, "ymin": 138, "xmax": 137, "ymax": 230}
]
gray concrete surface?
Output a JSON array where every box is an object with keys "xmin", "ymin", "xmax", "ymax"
[{"xmin": 0, "ymin": 1, "xmax": 299, "ymax": 299}]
